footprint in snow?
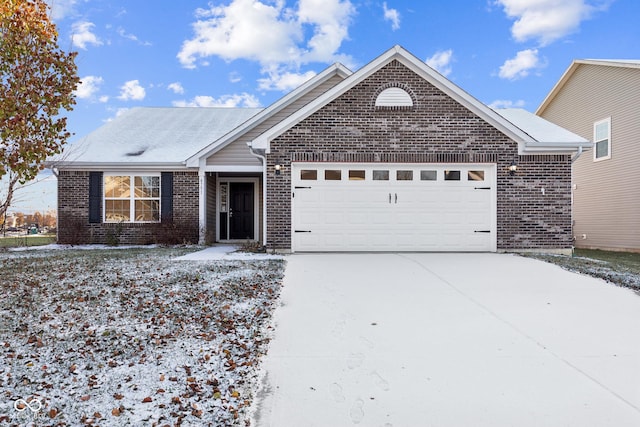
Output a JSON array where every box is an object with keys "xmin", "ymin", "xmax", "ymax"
[
  {"xmin": 347, "ymin": 352, "xmax": 365, "ymax": 369},
  {"xmin": 371, "ymin": 371, "xmax": 390, "ymax": 391},
  {"xmin": 329, "ymin": 382, "xmax": 346, "ymax": 402},
  {"xmin": 350, "ymin": 398, "xmax": 365, "ymax": 424}
]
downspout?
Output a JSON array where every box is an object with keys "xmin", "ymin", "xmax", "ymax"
[
  {"xmin": 571, "ymin": 145, "xmax": 583, "ymax": 163},
  {"xmin": 248, "ymin": 143, "xmax": 268, "ymax": 248}
]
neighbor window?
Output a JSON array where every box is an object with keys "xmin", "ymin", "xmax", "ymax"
[
  {"xmin": 104, "ymin": 175, "xmax": 160, "ymax": 222},
  {"xmin": 594, "ymin": 117, "xmax": 611, "ymax": 161}
]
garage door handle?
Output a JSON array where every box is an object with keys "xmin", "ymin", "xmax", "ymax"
[
  {"xmin": 395, "ymin": 193, "xmax": 397, "ymax": 204},
  {"xmin": 388, "ymin": 193, "xmax": 391, "ymax": 204},
  {"xmin": 295, "ymin": 230, "xmax": 312, "ymax": 233},
  {"xmin": 474, "ymin": 187, "xmax": 491, "ymax": 190},
  {"xmin": 474, "ymin": 230, "xmax": 491, "ymax": 233}
]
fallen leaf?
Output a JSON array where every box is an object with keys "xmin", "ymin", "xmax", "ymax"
[
  {"xmin": 48, "ymin": 408, "xmax": 58, "ymax": 418},
  {"xmin": 111, "ymin": 408, "xmax": 121, "ymax": 417},
  {"xmin": 142, "ymin": 397, "xmax": 152, "ymax": 403},
  {"xmin": 113, "ymin": 393, "xmax": 124, "ymax": 400},
  {"xmin": 80, "ymin": 395, "xmax": 90, "ymax": 401}
]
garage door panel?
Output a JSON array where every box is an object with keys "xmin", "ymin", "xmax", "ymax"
[{"xmin": 292, "ymin": 164, "xmax": 496, "ymax": 252}]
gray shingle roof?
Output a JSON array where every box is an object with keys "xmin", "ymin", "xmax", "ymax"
[{"xmin": 64, "ymin": 107, "xmax": 262, "ymax": 165}]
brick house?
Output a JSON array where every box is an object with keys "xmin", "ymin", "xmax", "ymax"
[{"xmin": 53, "ymin": 46, "xmax": 590, "ymax": 252}]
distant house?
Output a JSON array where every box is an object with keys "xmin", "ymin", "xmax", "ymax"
[
  {"xmin": 52, "ymin": 45, "xmax": 589, "ymax": 252},
  {"xmin": 537, "ymin": 59, "xmax": 640, "ymax": 252}
]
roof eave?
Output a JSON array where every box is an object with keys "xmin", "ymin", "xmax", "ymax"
[
  {"xmin": 185, "ymin": 63, "xmax": 353, "ymax": 167},
  {"xmin": 50, "ymin": 161, "xmax": 190, "ymax": 171},
  {"xmin": 521, "ymin": 141, "xmax": 593, "ymax": 155}
]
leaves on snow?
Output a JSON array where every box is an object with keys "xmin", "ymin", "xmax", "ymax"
[{"xmin": 0, "ymin": 248, "xmax": 285, "ymax": 426}]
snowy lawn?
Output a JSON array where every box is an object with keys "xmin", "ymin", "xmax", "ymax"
[
  {"xmin": 523, "ymin": 249, "xmax": 640, "ymax": 290},
  {"xmin": 0, "ymin": 247, "xmax": 285, "ymax": 426}
]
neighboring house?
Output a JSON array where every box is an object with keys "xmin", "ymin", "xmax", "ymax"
[
  {"xmin": 537, "ymin": 59, "xmax": 640, "ymax": 252},
  {"xmin": 52, "ymin": 46, "xmax": 589, "ymax": 252}
]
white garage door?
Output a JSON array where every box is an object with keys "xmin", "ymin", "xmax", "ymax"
[{"xmin": 291, "ymin": 163, "xmax": 496, "ymax": 252}]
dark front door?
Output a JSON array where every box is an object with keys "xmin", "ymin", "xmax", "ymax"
[{"xmin": 229, "ymin": 182, "xmax": 254, "ymax": 239}]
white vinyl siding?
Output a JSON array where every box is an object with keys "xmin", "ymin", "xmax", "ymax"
[{"xmin": 538, "ymin": 63, "xmax": 640, "ymax": 251}]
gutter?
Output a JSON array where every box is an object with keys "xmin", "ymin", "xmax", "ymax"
[{"xmin": 248, "ymin": 143, "xmax": 268, "ymax": 248}]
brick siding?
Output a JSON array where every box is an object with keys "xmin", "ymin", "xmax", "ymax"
[
  {"xmin": 57, "ymin": 170, "xmax": 199, "ymax": 245},
  {"xmin": 266, "ymin": 60, "xmax": 573, "ymax": 251}
]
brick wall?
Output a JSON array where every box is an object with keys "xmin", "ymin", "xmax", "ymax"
[
  {"xmin": 266, "ymin": 60, "xmax": 573, "ymax": 251},
  {"xmin": 57, "ymin": 170, "xmax": 199, "ymax": 245}
]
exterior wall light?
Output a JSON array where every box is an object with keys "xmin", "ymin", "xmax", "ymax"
[
  {"xmin": 509, "ymin": 160, "xmax": 518, "ymax": 176},
  {"xmin": 275, "ymin": 164, "xmax": 282, "ymax": 176}
]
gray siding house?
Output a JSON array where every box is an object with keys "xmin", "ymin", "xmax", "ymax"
[
  {"xmin": 53, "ymin": 46, "xmax": 589, "ymax": 252},
  {"xmin": 537, "ymin": 59, "xmax": 640, "ymax": 252}
]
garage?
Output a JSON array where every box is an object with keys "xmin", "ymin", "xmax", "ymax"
[{"xmin": 291, "ymin": 163, "xmax": 497, "ymax": 252}]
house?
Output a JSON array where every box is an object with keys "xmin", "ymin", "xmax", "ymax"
[
  {"xmin": 537, "ymin": 59, "xmax": 640, "ymax": 252},
  {"xmin": 53, "ymin": 45, "xmax": 590, "ymax": 252}
]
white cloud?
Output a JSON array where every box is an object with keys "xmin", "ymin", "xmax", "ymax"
[
  {"xmin": 75, "ymin": 75, "xmax": 104, "ymax": 99},
  {"xmin": 46, "ymin": 0, "xmax": 78, "ymax": 21},
  {"xmin": 498, "ymin": 49, "xmax": 540, "ymax": 80},
  {"xmin": 172, "ymin": 93, "xmax": 261, "ymax": 108},
  {"xmin": 177, "ymin": 0, "xmax": 356, "ymax": 77},
  {"xmin": 229, "ymin": 72, "xmax": 243, "ymax": 83},
  {"xmin": 426, "ymin": 49, "xmax": 453, "ymax": 76},
  {"xmin": 494, "ymin": 0, "xmax": 611, "ymax": 46},
  {"xmin": 71, "ymin": 21, "xmax": 103, "ymax": 50},
  {"xmin": 168, "ymin": 82, "xmax": 185, "ymax": 95},
  {"xmin": 258, "ymin": 68, "xmax": 317, "ymax": 91},
  {"xmin": 117, "ymin": 80, "xmax": 146, "ymax": 101},
  {"xmin": 383, "ymin": 2, "xmax": 400, "ymax": 31},
  {"xmin": 117, "ymin": 28, "xmax": 152, "ymax": 46},
  {"xmin": 489, "ymin": 99, "xmax": 526, "ymax": 109}
]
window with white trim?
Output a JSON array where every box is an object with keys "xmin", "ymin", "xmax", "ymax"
[
  {"xmin": 104, "ymin": 175, "xmax": 160, "ymax": 222},
  {"xmin": 593, "ymin": 117, "xmax": 611, "ymax": 161}
]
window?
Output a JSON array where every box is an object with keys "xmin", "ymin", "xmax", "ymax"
[
  {"xmin": 594, "ymin": 118, "xmax": 611, "ymax": 161},
  {"xmin": 420, "ymin": 170, "xmax": 437, "ymax": 181},
  {"xmin": 349, "ymin": 170, "xmax": 366, "ymax": 180},
  {"xmin": 444, "ymin": 170, "xmax": 461, "ymax": 181},
  {"xmin": 324, "ymin": 170, "xmax": 341, "ymax": 180},
  {"xmin": 104, "ymin": 175, "xmax": 160, "ymax": 222},
  {"xmin": 373, "ymin": 170, "xmax": 389, "ymax": 181},
  {"xmin": 396, "ymin": 170, "xmax": 413, "ymax": 181},
  {"xmin": 468, "ymin": 171, "xmax": 485, "ymax": 181},
  {"xmin": 300, "ymin": 170, "xmax": 317, "ymax": 180}
]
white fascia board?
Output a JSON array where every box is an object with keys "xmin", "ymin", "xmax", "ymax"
[
  {"xmin": 186, "ymin": 63, "xmax": 353, "ymax": 168},
  {"xmin": 252, "ymin": 45, "xmax": 537, "ymax": 152},
  {"xmin": 202, "ymin": 165, "xmax": 264, "ymax": 173},
  {"xmin": 521, "ymin": 141, "xmax": 594, "ymax": 155},
  {"xmin": 52, "ymin": 162, "xmax": 189, "ymax": 171}
]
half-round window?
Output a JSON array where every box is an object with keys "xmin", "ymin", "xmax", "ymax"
[{"xmin": 375, "ymin": 87, "xmax": 413, "ymax": 107}]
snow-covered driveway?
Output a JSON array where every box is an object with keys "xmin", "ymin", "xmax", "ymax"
[{"xmin": 253, "ymin": 253, "xmax": 640, "ymax": 427}]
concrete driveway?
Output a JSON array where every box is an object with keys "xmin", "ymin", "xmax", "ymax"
[{"xmin": 252, "ymin": 253, "xmax": 640, "ymax": 427}]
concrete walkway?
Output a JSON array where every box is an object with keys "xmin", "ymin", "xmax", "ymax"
[{"xmin": 253, "ymin": 253, "xmax": 640, "ymax": 427}]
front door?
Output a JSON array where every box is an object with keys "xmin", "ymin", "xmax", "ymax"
[{"xmin": 229, "ymin": 182, "xmax": 254, "ymax": 239}]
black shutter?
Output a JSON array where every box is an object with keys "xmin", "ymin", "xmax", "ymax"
[
  {"xmin": 161, "ymin": 172, "xmax": 173, "ymax": 222},
  {"xmin": 88, "ymin": 172, "xmax": 102, "ymax": 223}
]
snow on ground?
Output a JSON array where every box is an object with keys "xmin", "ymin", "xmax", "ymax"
[{"xmin": 0, "ymin": 247, "xmax": 285, "ymax": 426}]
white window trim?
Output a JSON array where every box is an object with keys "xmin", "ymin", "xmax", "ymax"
[
  {"xmin": 593, "ymin": 117, "xmax": 611, "ymax": 162},
  {"xmin": 104, "ymin": 173, "xmax": 161, "ymax": 223}
]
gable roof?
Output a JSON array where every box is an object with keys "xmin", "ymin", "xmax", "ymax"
[
  {"xmin": 252, "ymin": 45, "xmax": 589, "ymax": 155},
  {"xmin": 185, "ymin": 63, "xmax": 352, "ymax": 167},
  {"xmin": 537, "ymin": 59, "xmax": 640, "ymax": 115},
  {"xmin": 55, "ymin": 107, "xmax": 262, "ymax": 168}
]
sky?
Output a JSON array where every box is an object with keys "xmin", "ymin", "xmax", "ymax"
[{"xmin": 6, "ymin": 0, "xmax": 640, "ymax": 215}]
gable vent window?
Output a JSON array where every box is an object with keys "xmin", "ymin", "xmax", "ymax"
[{"xmin": 375, "ymin": 87, "xmax": 413, "ymax": 108}]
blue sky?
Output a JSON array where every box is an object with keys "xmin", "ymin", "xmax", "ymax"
[{"xmin": 7, "ymin": 0, "xmax": 640, "ymax": 214}]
